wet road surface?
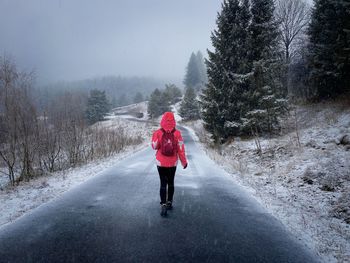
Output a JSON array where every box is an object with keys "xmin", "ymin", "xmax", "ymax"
[{"xmin": 0, "ymin": 127, "xmax": 320, "ymax": 262}]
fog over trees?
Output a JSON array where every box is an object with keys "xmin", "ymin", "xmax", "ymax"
[
  {"xmin": 0, "ymin": 1, "xmax": 221, "ymax": 84},
  {"xmin": 200, "ymin": 0, "xmax": 349, "ymax": 143},
  {"xmin": 0, "ymin": 57, "xmax": 142, "ymax": 185},
  {"xmin": 0, "ymin": 0, "xmax": 349, "ymax": 184}
]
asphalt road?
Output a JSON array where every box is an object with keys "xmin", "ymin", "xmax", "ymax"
[{"xmin": 0, "ymin": 127, "xmax": 320, "ymax": 263}]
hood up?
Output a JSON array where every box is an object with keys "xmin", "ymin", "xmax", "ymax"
[{"xmin": 160, "ymin": 112, "xmax": 176, "ymax": 132}]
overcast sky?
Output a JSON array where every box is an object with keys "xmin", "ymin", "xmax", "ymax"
[{"xmin": 0, "ymin": 0, "xmax": 222, "ymax": 85}]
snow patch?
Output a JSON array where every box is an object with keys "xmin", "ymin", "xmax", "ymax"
[{"xmin": 185, "ymin": 102, "xmax": 350, "ymax": 263}]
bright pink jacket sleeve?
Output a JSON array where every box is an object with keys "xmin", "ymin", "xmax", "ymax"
[
  {"xmin": 151, "ymin": 130, "xmax": 161, "ymax": 150},
  {"xmin": 174, "ymin": 130, "xmax": 188, "ymax": 167}
]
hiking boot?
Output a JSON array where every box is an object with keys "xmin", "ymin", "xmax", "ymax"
[
  {"xmin": 160, "ymin": 204, "xmax": 167, "ymax": 217},
  {"xmin": 166, "ymin": 201, "xmax": 173, "ymax": 210}
]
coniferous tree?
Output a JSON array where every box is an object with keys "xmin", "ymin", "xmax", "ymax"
[
  {"xmin": 201, "ymin": 0, "xmax": 287, "ymax": 142},
  {"xmin": 195, "ymin": 51, "xmax": 208, "ymax": 90},
  {"xmin": 184, "ymin": 51, "xmax": 208, "ymax": 91},
  {"xmin": 201, "ymin": 0, "xmax": 248, "ymax": 142},
  {"xmin": 249, "ymin": 0, "xmax": 280, "ymax": 63},
  {"xmin": 163, "ymin": 84, "xmax": 182, "ymax": 104},
  {"xmin": 241, "ymin": 0, "xmax": 287, "ymax": 133},
  {"xmin": 307, "ymin": 0, "xmax": 350, "ymax": 99},
  {"xmin": 179, "ymin": 87, "xmax": 200, "ymax": 121},
  {"xmin": 147, "ymin": 89, "xmax": 171, "ymax": 119},
  {"xmin": 133, "ymin": 92, "xmax": 144, "ymax": 103},
  {"xmin": 184, "ymin": 52, "xmax": 201, "ymax": 90},
  {"xmin": 85, "ymin": 89, "xmax": 110, "ymax": 125}
]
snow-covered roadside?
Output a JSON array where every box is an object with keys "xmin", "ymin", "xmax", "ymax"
[
  {"xmin": 109, "ymin": 101, "xmax": 149, "ymax": 120},
  {"xmin": 0, "ymin": 113, "xmax": 154, "ymax": 228},
  {"xmin": 184, "ymin": 102, "xmax": 350, "ymax": 263},
  {"xmin": 0, "ymin": 143, "xmax": 148, "ymax": 229}
]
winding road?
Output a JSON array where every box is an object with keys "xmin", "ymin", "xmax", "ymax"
[{"xmin": 0, "ymin": 127, "xmax": 320, "ymax": 262}]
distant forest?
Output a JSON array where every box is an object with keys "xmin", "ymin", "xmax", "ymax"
[{"xmin": 35, "ymin": 76, "xmax": 168, "ymax": 111}]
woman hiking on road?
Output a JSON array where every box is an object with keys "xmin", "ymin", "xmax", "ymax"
[{"xmin": 151, "ymin": 112, "xmax": 188, "ymax": 216}]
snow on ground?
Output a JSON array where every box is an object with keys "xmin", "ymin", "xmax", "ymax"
[
  {"xmin": 0, "ymin": 101, "xmax": 183, "ymax": 228},
  {"xmin": 2, "ymin": 98, "xmax": 348, "ymax": 261},
  {"xmin": 109, "ymin": 101, "xmax": 149, "ymax": 120},
  {"xmin": 98, "ymin": 114, "xmax": 152, "ymax": 139},
  {"xmin": 0, "ymin": 111, "xmax": 154, "ymax": 228},
  {"xmin": 185, "ymin": 101, "xmax": 350, "ymax": 263},
  {"xmin": 172, "ymin": 101, "xmax": 183, "ymax": 123},
  {"xmin": 0, "ymin": 143, "xmax": 148, "ymax": 229}
]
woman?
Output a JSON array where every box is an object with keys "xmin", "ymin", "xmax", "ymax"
[{"xmin": 151, "ymin": 112, "xmax": 188, "ymax": 216}]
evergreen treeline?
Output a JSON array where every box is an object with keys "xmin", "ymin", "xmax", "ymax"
[
  {"xmin": 201, "ymin": 0, "xmax": 287, "ymax": 142},
  {"xmin": 178, "ymin": 51, "xmax": 206, "ymax": 121},
  {"xmin": 133, "ymin": 92, "xmax": 144, "ymax": 104},
  {"xmin": 179, "ymin": 87, "xmax": 200, "ymax": 121},
  {"xmin": 307, "ymin": 0, "xmax": 350, "ymax": 99},
  {"xmin": 199, "ymin": 0, "xmax": 349, "ymax": 143},
  {"xmin": 36, "ymin": 76, "xmax": 166, "ymax": 112},
  {"xmin": 147, "ymin": 84, "xmax": 182, "ymax": 119},
  {"xmin": 85, "ymin": 90, "xmax": 111, "ymax": 125},
  {"xmin": 183, "ymin": 51, "xmax": 207, "ymax": 91},
  {"xmin": 0, "ymin": 58, "xmax": 141, "ymax": 186}
]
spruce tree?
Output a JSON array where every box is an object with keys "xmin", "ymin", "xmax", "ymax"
[
  {"xmin": 184, "ymin": 52, "xmax": 201, "ymax": 90},
  {"xmin": 163, "ymin": 84, "xmax": 182, "ymax": 104},
  {"xmin": 85, "ymin": 89, "xmax": 110, "ymax": 125},
  {"xmin": 195, "ymin": 51, "xmax": 208, "ymax": 90},
  {"xmin": 183, "ymin": 51, "xmax": 208, "ymax": 91},
  {"xmin": 179, "ymin": 87, "xmax": 200, "ymax": 121},
  {"xmin": 147, "ymin": 89, "xmax": 171, "ymax": 119},
  {"xmin": 201, "ymin": 0, "xmax": 247, "ymax": 142},
  {"xmin": 201, "ymin": 0, "xmax": 287, "ymax": 142},
  {"xmin": 308, "ymin": 0, "xmax": 350, "ymax": 99},
  {"xmin": 241, "ymin": 0, "xmax": 287, "ymax": 133},
  {"xmin": 133, "ymin": 92, "xmax": 144, "ymax": 103},
  {"xmin": 249, "ymin": 0, "xmax": 279, "ymax": 63}
]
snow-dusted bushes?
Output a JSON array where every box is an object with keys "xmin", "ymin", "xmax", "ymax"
[
  {"xmin": 0, "ymin": 57, "xmax": 143, "ymax": 187},
  {"xmin": 187, "ymin": 101, "xmax": 350, "ymax": 262}
]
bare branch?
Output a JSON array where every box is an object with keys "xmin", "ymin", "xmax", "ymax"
[{"xmin": 276, "ymin": 0, "xmax": 311, "ymax": 63}]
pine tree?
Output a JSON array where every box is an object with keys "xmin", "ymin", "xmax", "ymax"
[
  {"xmin": 249, "ymin": 0, "xmax": 280, "ymax": 63},
  {"xmin": 179, "ymin": 87, "xmax": 200, "ymax": 121},
  {"xmin": 240, "ymin": 0, "xmax": 287, "ymax": 133},
  {"xmin": 85, "ymin": 90, "xmax": 110, "ymax": 125},
  {"xmin": 308, "ymin": 0, "xmax": 350, "ymax": 99},
  {"xmin": 201, "ymin": 0, "xmax": 249, "ymax": 142},
  {"xmin": 195, "ymin": 51, "xmax": 208, "ymax": 90},
  {"xmin": 133, "ymin": 92, "xmax": 144, "ymax": 103},
  {"xmin": 147, "ymin": 89, "xmax": 171, "ymax": 119},
  {"xmin": 183, "ymin": 51, "xmax": 208, "ymax": 91},
  {"xmin": 184, "ymin": 52, "xmax": 201, "ymax": 90},
  {"xmin": 240, "ymin": 61, "xmax": 288, "ymax": 134},
  {"xmin": 163, "ymin": 84, "xmax": 182, "ymax": 104},
  {"xmin": 201, "ymin": 0, "xmax": 287, "ymax": 142}
]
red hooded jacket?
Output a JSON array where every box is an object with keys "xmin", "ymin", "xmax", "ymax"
[{"xmin": 151, "ymin": 112, "xmax": 188, "ymax": 168}]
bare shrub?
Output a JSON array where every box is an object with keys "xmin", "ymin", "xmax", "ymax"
[
  {"xmin": 0, "ymin": 57, "xmax": 145, "ymax": 187},
  {"xmin": 331, "ymin": 193, "xmax": 350, "ymax": 224},
  {"xmin": 0, "ymin": 56, "xmax": 37, "ymax": 184}
]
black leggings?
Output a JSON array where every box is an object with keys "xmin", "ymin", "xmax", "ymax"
[{"xmin": 157, "ymin": 166, "xmax": 177, "ymax": 204}]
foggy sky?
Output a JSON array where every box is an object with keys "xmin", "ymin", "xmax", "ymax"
[{"xmin": 0, "ymin": 0, "xmax": 222, "ymax": 85}]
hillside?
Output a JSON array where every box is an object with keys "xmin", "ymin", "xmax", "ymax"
[
  {"xmin": 35, "ymin": 76, "xmax": 169, "ymax": 110},
  {"xmin": 185, "ymin": 100, "xmax": 350, "ymax": 263}
]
